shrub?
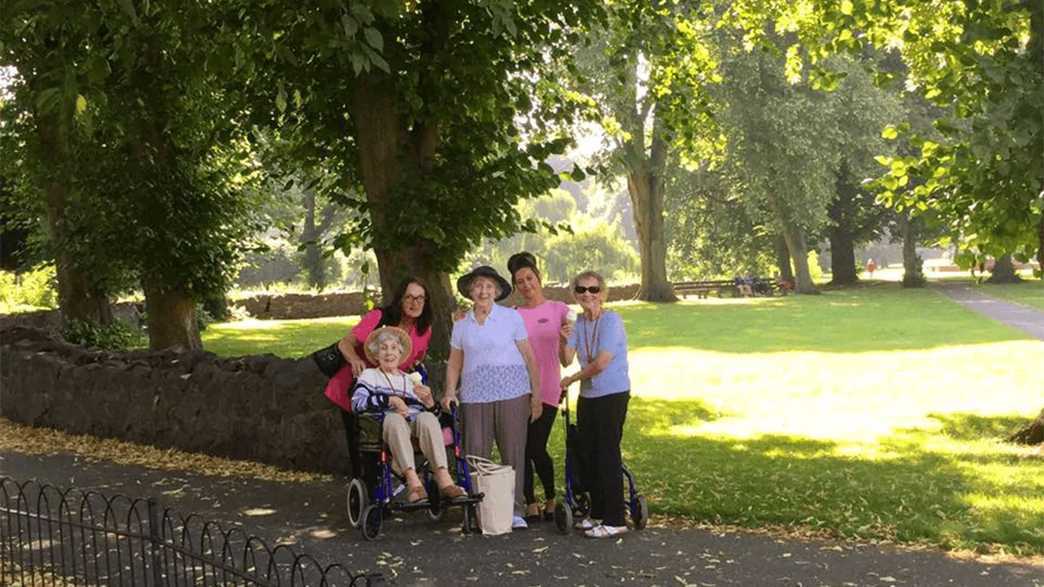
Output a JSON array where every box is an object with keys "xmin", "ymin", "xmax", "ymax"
[{"xmin": 63, "ymin": 319, "xmax": 146, "ymax": 351}]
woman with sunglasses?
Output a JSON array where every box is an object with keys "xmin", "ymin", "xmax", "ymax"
[{"xmin": 560, "ymin": 270, "xmax": 631, "ymax": 539}]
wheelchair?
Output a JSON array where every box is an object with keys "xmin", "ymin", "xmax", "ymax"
[{"xmin": 345, "ymin": 404, "xmax": 483, "ymax": 540}]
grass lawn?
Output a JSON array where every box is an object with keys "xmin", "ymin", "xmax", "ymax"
[
  {"xmin": 202, "ymin": 285, "xmax": 1044, "ymax": 555},
  {"xmin": 202, "ymin": 316, "xmax": 359, "ymax": 358},
  {"xmin": 974, "ymin": 278, "xmax": 1044, "ymax": 311}
]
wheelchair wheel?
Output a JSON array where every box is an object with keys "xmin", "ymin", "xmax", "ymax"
[
  {"xmin": 346, "ymin": 478, "xmax": 368, "ymax": 528},
  {"xmin": 632, "ymin": 494, "xmax": 649, "ymax": 530},
  {"xmin": 361, "ymin": 504, "xmax": 382, "ymax": 541},
  {"xmin": 426, "ymin": 491, "xmax": 444, "ymax": 521},
  {"xmin": 553, "ymin": 502, "xmax": 572, "ymax": 535},
  {"xmin": 574, "ymin": 492, "xmax": 591, "ymax": 518}
]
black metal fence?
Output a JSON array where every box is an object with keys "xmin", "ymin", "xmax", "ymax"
[{"xmin": 0, "ymin": 477, "xmax": 382, "ymax": 586}]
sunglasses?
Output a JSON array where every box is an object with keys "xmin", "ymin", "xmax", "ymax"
[{"xmin": 574, "ymin": 285, "xmax": 602, "ymax": 294}]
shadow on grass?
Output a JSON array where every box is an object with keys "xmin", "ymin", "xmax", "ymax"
[
  {"xmin": 621, "ymin": 285, "xmax": 1032, "ymax": 354},
  {"xmin": 930, "ymin": 413, "xmax": 1030, "ymax": 442},
  {"xmin": 594, "ymin": 399, "xmax": 1044, "ymax": 555}
]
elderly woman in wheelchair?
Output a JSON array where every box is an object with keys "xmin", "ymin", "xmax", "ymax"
[{"xmin": 351, "ymin": 326, "xmax": 466, "ymax": 504}]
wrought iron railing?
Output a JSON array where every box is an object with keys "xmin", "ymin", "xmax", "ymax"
[{"xmin": 0, "ymin": 477, "xmax": 382, "ymax": 586}]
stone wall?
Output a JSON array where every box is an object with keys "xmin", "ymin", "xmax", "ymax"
[
  {"xmin": 231, "ymin": 292, "xmax": 368, "ymax": 320},
  {"xmin": 0, "ymin": 327, "xmax": 345, "ymax": 474},
  {"xmin": 232, "ymin": 284, "xmax": 643, "ymax": 321}
]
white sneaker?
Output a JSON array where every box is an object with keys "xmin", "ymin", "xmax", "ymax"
[
  {"xmin": 573, "ymin": 517, "xmax": 599, "ymax": 530},
  {"xmin": 512, "ymin": 515, "xmax": 528, "ymax": 530},
  {"xmin": 584, "ymin": 524, "xmax": 628, "ymax": 539}
]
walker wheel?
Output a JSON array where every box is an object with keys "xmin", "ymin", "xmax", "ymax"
[
  {"xmin": 554, "ymin": 502, "xmax": 572, "ymax": 535},
  {"xmin": 575, "ymin": 493, "xmax": 591, "ymax": 518},
  {"xmin": 346, "ymin": 478, "xmax": 368, "ymax": 528},
  {"xmin": 361, "ymin": 504, "xmax": 382, "ymax": 541},
  {"xmin": 462, "ymin": 503, "xmax": 480, "ymax": 534},
  {"xmin": 632, "ymin": 494, "xmax": 649, "ymax": 530}
]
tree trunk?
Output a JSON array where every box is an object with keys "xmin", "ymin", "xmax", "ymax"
[
  {"xmin": 143, "ymin": 280, "xmax": 201, "ymax": 351},
  {"xmin": 899, "ymin": 213, "xmax": 925, "ymax": 288},
  {"xmin": 828, "ymin": 225, "xmax": 858, "ymax": 286},
  {"xmin": 626, "ymin": 161, "xmax": 676, "ymax": 302},
  {"xmin": 36, "ymin": 112, "xmax": 112, "ymax": 325},
  {"xmin": 1037, "ymin": 213, "xmax": 1043, "ymax": 279},
  {"xmin": 1009, "ymin": 407, "xmax": 1044, "ymax": 445},
  {"xmin": 350, "ymin": 74, "xmax": 455, "ymax": 360},
  {"xmin": 300, "ymin": 188, "xmax": 325, "ymax": 290},
  {"xmin": 774, "ymin": 235, "xmax": 794, "ymax": 282},
  {"xmin": 987, "ymin": 254, "xmax": 1022, "ymax": 284},
  {"xmin": 781, "ymin": 222, "xmax": 817, "ymax": 294}
]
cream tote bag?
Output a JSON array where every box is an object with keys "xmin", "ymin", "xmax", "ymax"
[{"xmin": 467, "ymin": 456, "xmax": 514, "ymax": 535}]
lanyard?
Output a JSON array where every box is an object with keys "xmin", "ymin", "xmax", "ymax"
[
  {"xmin": 380, "ymin": 370, "xmax": 407, "ymax": 397},
  {"xmin": 582, "ymin": 315, "xmax": 601, "ymax": 366}
]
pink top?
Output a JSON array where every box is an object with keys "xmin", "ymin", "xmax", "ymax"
[
  {"xmin": 516, "ymin": 300, "xmax": 570, "ymax": 407},
  {"xmin": 323, "ymin": 308, "xmax": 431, "ymax": 411}
]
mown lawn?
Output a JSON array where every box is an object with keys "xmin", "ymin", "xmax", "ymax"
[
  {"xmin": 202, "ymin": 285, "xmax": 1044, "ymax": 555},
  {"xmin": 974, "ymin": 278, "xmax": 1044, "ymax": 311}
]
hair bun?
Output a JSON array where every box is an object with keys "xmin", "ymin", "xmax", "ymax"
[{"xmin": 507, "ymin": 251, "xmax": 538, "ymax": 277}]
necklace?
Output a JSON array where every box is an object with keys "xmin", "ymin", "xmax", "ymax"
[
  {"xmin": 379, "ymin": 369, "xmax": 407, "ymax": 397},
  {"xmin": 582, "ymin": 314, "xmax": 601, "ymax": 365}
]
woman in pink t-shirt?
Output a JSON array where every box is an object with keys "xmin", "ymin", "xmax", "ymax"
[
  {"xmin": 508, "ymin": 252, "xmax": 574, "ymax": 522},
  {"xmin": 323, "ymin": 277, "xmax": 432, "ymax": 476}
]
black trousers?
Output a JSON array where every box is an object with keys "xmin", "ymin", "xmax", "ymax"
[
  {"xmin": 524, "ymin": 405, "xmax": 559, "ymax": 504},
  {"xmin": 577, "ymin": 391, "xmax": 630, "ymax": 527}
]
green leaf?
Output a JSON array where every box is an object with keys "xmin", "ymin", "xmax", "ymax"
[
  {"xmin": 881, "ymin": 126, "xmax": 898, "ymax": 140},
  {"xmin": 75, "ymin": 95, "xmax": 88, "ymax": 114},
  {"xmin": 840, "ymin": 0, "xmax": 854, "ymax": 16},
  {"xmin": 341, "ymin": 15, "xmax": 358, "ymax": 38},
  {"xmin": 364, "ymin": 27, "xmax": 383, "ymax": 52}
]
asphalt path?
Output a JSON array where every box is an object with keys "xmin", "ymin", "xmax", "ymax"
[{"xmin": 2, "ymin": 451, "xmax": 1041, "ymax": 587}]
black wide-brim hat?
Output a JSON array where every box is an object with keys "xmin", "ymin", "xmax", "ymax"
[{"xmin": 457, "ymin": 265, "xmax": 512, "ymax": 302}]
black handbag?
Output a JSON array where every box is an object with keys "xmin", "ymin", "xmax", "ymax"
[{"xmin": 311, "ymin": 342, "xmax": 346, "ymax": 378}]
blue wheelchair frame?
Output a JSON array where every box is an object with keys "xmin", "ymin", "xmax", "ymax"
[{"xmin": 357, "ymin": 402, "xmax": 483, "ymax": 540}]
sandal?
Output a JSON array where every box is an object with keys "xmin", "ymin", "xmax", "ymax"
[
  {"xmin": 584, "ymin": 524, "xmax": 628, "ymax": 539},
  {"xmin": 525, "ymin": 502, "xmax": 542, "ymax": 523},
  {"xmin": 439, "ymin": 484, "xmax": 466, "ymax": 499},
  {"xmin": 542, "ymin": 499, "xmax": 556, "ymax": 521},
  {"xmin": 405, "ymin": 485, "xmax": 428, "ymax": 503}
]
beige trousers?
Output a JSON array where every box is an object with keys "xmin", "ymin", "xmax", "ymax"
[{"xmin": 382, "ymin": 412, "xmax": 447, "ymax": 475}]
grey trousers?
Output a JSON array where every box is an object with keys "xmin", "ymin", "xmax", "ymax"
[{"xmin": 461, "ymin": 394, "xmax": 530, "ymax": 516}]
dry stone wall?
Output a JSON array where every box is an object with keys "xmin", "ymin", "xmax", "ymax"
[{"xmin": 0, "ymin": 326, "xmax": 346, "ymax": 474}]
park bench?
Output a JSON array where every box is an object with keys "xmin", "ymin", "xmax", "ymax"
[
  {"xmin": 673, "ymin": 280, "xmax": 739, "ymax": 299},
  {"xmin": 673, "ymin": 278, "xmax": 789, "ymax": 299}
]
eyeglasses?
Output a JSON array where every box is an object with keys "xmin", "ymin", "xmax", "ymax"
[
  {"xmin": 574, "ymin": 285, "xmax": 601, "ymax": 294},
  {"xmin": 403, "ymin": 295, "xmax": 426, "ymax": 304}
]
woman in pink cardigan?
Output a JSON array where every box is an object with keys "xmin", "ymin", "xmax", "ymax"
[{"xmin": 325, "ymin": 277, "xmax": 433, "ymax": 476}]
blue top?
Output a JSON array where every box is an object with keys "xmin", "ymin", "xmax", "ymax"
[
  {"xmin": 450, "ymin": 303, "xmax": 532, "ymax": 404},
  {"xmin": 565, "ymin": 310, "xmax": 630, "ymax": 398}
]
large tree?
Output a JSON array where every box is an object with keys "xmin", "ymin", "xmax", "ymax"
[
  {"xmin": 566, "ymin": 0, "xmax": 718, "ymax": 301},
  {"xmin": 0, "ymin": 2, "xmax": 114, "ymax": 326},
  {"xmin": 3, "ymin": 1, "xmax": 259, "ymax": 350},
  {"xmin": 246, "ymin": 1, "xmax": 602, "ymax": 356}
]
